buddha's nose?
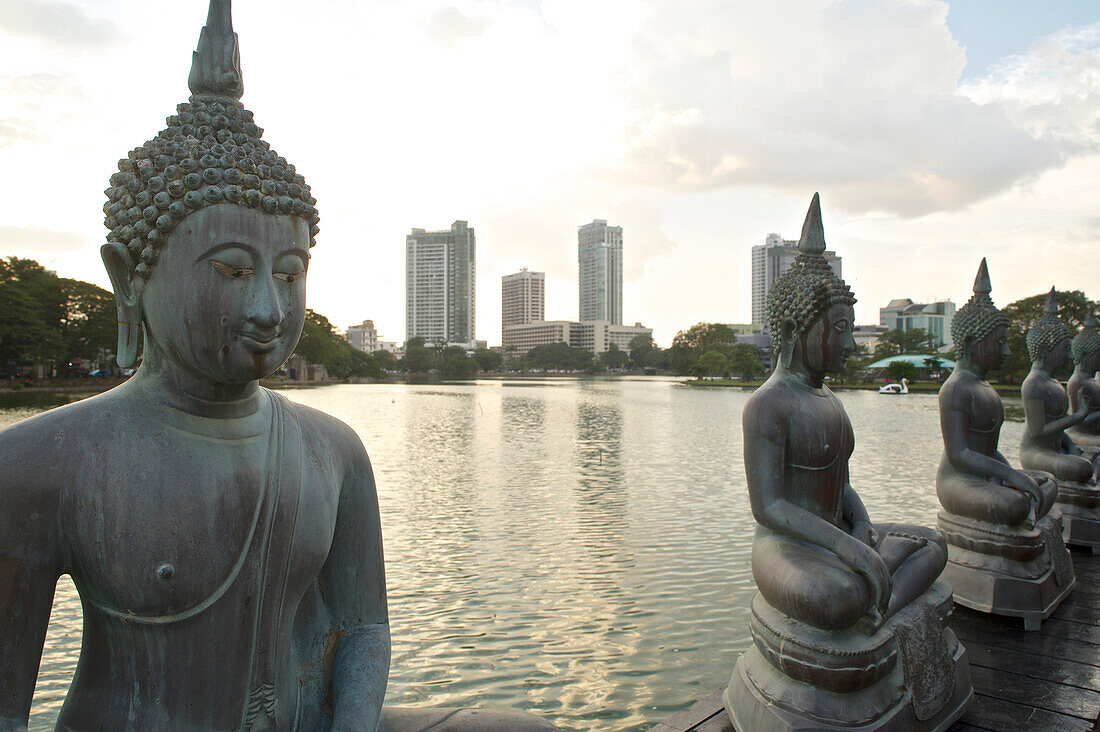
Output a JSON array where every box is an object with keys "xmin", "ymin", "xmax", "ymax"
[
  {"xmin": 1002, "ymin": 342, "xmax": 1011, "ymax": 358},
  {"xmin": 247, "ymin": 274, "xmax": 284, "ymax": 328}
]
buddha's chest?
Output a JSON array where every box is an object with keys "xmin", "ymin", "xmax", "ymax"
[
  {"xmin": 785, "ymin": 395, "xmax": 853, "ymax": 468},
  {"xmin": 63, "ymin": 439, "xmax": 340, "ymax": 621},
  {"xmin": 967, "ymin": 386, "xmax": 1004, "ymax": 436}
]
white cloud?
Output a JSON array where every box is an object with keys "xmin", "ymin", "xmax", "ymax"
[
  {"xmin": 612, "ymin": 0, "xmax": 1063, "ymax": 218},
  {"xmin": 0, "ymin": 0, "xmax": 122, "ymax": 50},
  {"xmin": 426, "ymin": 7, "xmax": 492, "ymax": 48}
]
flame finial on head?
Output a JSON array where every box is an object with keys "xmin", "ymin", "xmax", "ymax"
[
  {"xmin": 952, "ymin": 258, "xmax": 1007, "ymax": 348},
  {"xmin": 1072, "ymin": 308, "xmax": 1100, "ymax": 363},
  {"xmin": 1027, "ymin": 287, "xmax": 1072, "ymax": 361},
  {"xmin": 797, "ymin": 192, "xmax": 826, "ymax": 256},
  {"xmin": 973, "ymin": 257, "xmax": 991, "ymax": 296},
  {"xmin": 188, "ymin": 0, "xmax": 243, "ymax": 99}
]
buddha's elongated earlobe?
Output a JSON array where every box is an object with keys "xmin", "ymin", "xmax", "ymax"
[
  {"xmin": 779, "ymin": 318, "xmax": 797, "ymax": 369},
  {"xmin": 101, "ymin": 242, "xmax": 142, "ymax": 368}
]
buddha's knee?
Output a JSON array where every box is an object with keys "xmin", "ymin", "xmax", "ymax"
[{"xmin": 795, "ymin": 570, "xmax": 871, "ymax": 630}]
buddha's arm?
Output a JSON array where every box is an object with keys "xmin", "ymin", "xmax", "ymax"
[
  {"xmin": 319, "ymin": 435, "xmax": 390, "ymax": 732},
  {"xmin": 0, "ymin": 444, "xmax": 61, "ymax": 732},
  {"xmin": 1023, "ymin": 386, "xmax": 1086, "ymax": 438},
  {"xmin": 743, "ymin": 397, "xmax": 890, "ymax": 612}
]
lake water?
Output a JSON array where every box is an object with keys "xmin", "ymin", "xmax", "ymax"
[{"xmin": 2, "ymin": 378, "xmax": 1028, "ymax": 731}]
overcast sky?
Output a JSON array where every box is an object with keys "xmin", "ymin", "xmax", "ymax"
[{"xmin": 1, "ymin": 0, "xmax": 1097, "ymax": 346}]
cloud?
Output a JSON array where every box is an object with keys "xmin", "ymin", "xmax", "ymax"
[
  {"xmin": 961, "ymin": 22, "xmax": 1100, "ymax": 156},
  {"xmin": 610, "ymin": 0, "xmax": 1074, "ymax": 218},
  {"xmin": 0, "ymin": 225, "xmax": 89, "ymax": 253},
  {"xmin": 426, "ymin": 7, "xmax": 491, "ymax": 48},
  {"xmin": 0, "ymin": 0, "xmax": 121, "ymax": 50}
]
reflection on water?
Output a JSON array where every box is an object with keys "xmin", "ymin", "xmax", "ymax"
[{"xmin": 4, "ymin": 381, "xmax": 1027, "ymax": 731}]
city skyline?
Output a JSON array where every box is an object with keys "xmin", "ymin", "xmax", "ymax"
[{"xmin": 1, "ymin": 2, "xmax": 1097, "ymax": 347}]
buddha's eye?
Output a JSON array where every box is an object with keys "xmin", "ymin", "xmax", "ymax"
[
  {"xmin": 211, "ymin": 260, "xmax": 254, "ymax": 278},
  {"xmin": 273, "ymin": 271, "xmax": 302, "ymax": 284}
]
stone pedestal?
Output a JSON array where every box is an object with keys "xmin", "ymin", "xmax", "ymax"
[
  {"xmin": 1053, "ymin": 478, "xmax": 1100, "ymax": 553},
  {"xmin": 724, "ymin": 581, "xmax": 971, "ymax": 732},
  {"xmin": 937, "ymin": 509, "xmax": 1075, "ymax": 630}
]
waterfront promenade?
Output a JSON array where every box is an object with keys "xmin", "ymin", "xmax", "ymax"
[{"xmin": 655, "ymin": 548, "xmax": 1100, "ymax": 732}]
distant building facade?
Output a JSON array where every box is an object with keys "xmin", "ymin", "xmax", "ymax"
[
  {"xmin": 853, "ymin": 325, "xmax": 888, "ymax": 350},
  {"xmin": 751, "ymin": 233, "xmax": 842, "ymax": 329},
  {"xmin": 879, "ymin": 299, "xmax": 956, "ymax": 348},
  {"xmin": 578, "ymin": 219, "xmax": 623, "ymax": 325},
  {"xmin": 346, "ymin": 320, "xmax": 378, "ymax": 352},
  {"xmin": 406, "ymin": 220, "xmax": 476, "ymax": 345},
  {"xmin": 503, "ymin": 320, "xmax": 652, "ymax": 355},
  {"xmin": 501, "ymin": 268, "xmax": 545, "ymax": 343}
]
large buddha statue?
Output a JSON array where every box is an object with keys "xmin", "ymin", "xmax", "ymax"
[
  {"xmin": 1068, "ymin": 310, "xmax": 1100, "ymax": 449},
  {"xmin": 935, "ymin": 260, "xmax": 1073, "ymax": 629},
  {"xmin": 724, "ymin": 195, "xmax": 971, "ymax": 731},
  {"xmin": 1020, "ymin": 290, "xmax": 1100, "ymax": 553},
  {"xmin": 0, "ymin": 3, "xmax": 552, "ymax": 730}
]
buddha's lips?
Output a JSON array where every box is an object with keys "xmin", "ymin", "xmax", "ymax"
[{"xmin": 236, "ymin": 330, "xmax": 282, "ymax": 350}]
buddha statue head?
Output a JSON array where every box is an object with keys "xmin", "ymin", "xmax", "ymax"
[
  {"xmin": 1026, "ymin": 288, "xmax": 1073, "ymax": 373},
  {"xmin": 951, "ymin": 259, "xmax": 1010, "ymax": 375},
  {"xmin": 100, "ymin": 0, "xmax": 319, "ymax": 384},
  {"xmin": 1072, "ymin": 310, "xmax": 1100, "ymax": 375},
  {"xmin": 765, "ymin": 193, "xmax": 857, "ymax": 376}
]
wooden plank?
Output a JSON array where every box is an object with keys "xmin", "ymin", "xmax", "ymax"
[
  {"xmin": 692, "ymin": 712, "xmax": 734, "ymax": 732},
  {"xmin": 953, "ymin": 617, "xmax": 1100, "ymax": 668},
  {"xmin": 1049, "ymin": 602, "xmax": 1100, "ymax": 626},
  {"xmin": 956, "ymin": 693, "xmax": 1092, "ymax": 732},
  {"xmin": 962, "ymin": 641, "xmax": 1100, "ymax": 692},
  {"xmin": 966, "ymin": 664, "xmax": 1100, "ymax": 720}
]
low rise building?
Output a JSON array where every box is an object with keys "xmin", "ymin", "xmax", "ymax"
[
  {"xmin": 503, "ymin": 320, "xmax": 653, "ymax": 355},
  {"xmin": 879, "ymin": 299, "xmax": 956, "ymax": 348}
]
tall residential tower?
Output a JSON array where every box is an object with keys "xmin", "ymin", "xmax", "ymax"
[
  {"xmin": 751, "ymin": 233, "xmax": 842, "ymax": 329},
  {"xmin": 406, "ymin": 220, "xmax": 476, "ymax": 345},
  {"xmin": 501, "ymin": 268, "xmax": 545, "ymax": 344},
  {"xmin": 578, "ymin": 219, "xmax": 623, "ymax": 325}
]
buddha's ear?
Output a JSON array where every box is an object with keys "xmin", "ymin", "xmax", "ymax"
[
  {"xmin": 779, "ymin": 318, "xmax": 798, "ymax": 368},
  {"xmin": 101, "ymin": 242, "xmax": 142, "ymax": 368}
]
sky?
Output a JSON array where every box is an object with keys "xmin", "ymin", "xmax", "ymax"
[{"xmin": 0, "ymin": 0, "xmax": 1098, "ymax": 347}]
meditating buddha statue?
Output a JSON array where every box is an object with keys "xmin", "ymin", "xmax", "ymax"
[
  {"xmin": 0, "ymin": 3, "xmax": 552, "ymax": 730},
  {"xmin": 935, "ymin": 260, "xmax": 1073, "ymax": 629},
  {"xmin": 1020, "ymin": 290, "xmax": 1100, "ymax": 553},
  {"xmin": 724, "ymin": 194, "xmax": 971, "ymax": 731},
  {"xmin": 1068, "ymin": 310, "xmax": 1100, "ymax": 449}
]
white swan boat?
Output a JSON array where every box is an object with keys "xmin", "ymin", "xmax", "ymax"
[{"xmin": 878, "ymin": 378, "xmax": 909, "ymax": 394}]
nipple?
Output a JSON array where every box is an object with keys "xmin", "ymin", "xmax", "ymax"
[{"xmin": 156, "ymin": 563, "xmax": 176, "ymax": 582}]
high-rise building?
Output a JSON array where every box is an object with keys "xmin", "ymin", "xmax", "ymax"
[
  {"xmin": 578, "ymin": 219, "xmax": 623, "ymax": 325},
  {"xmin": 880, "ymin": 299, "xmax": 956, "ymax": 348},
  {"xmin": 406, "ymin": 220, "xmax": 476, "ymax": 345},
  {"xmin": 751, "ymin": 233, "xmax": 842, "ymax": 329},
  {"xmin": 501, "ymin": 268, "xmax": 545, "ymax": 343}
]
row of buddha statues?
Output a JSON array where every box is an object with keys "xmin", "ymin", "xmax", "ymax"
[
  {"xmin": 724, "ymin": 196, "xmax": 1099, "ymax": 730},
  {"xmin": 1, "ymin": 1, "xmax": 1098, "ymax": 730}
]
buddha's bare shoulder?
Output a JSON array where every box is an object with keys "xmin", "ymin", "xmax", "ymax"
[
  {"xmin": 0, "ymin": 388, "xmax": 129, "ymax": 460},
  {"xmin": 744, "ymin": 374, "xmax": 800, "ymax": 429},
  {"xmin": 277, "ymin": 394, "xmax": 372, "ymax": 473}
]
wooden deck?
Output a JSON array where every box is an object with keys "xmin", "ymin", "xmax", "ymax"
[{"xmin": 654, "ymin": 549, "xmax": 1100, "ymax": 732}]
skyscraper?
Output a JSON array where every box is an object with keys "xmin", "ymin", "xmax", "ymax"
[
  {"xmin": 501, "ymin": 268, "xmax": 545, "ymax": 344},
  {"xmin": 751, "ymin": 233, "xmax": 842, "ymax": 329},
  {"xmin": 578, "ymin": 219, "xmax": 623, "ymax": 325},
  {"xmin": 406, "ymin": 220, "xmax": 476, "ymax": 345}
]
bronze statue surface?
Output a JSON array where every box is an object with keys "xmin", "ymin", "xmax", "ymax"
[
  {"xmin": 1020, "ymin": 290, "xmax": 1100, "ymax": 553},
  {"xmin": 1068, "ymin": 310, "xmax": 1100, "ymax": 449},
  {"xmin": 935, "ymin": 260, "xmax": 1072, "ymax": 629},
  {"xmin": 0, "ymin": 2, "xmax": 552, "ymax": 730},
  {"xmin": 724, "ymin": 194, "xmax": 971, "ymax": 731}
]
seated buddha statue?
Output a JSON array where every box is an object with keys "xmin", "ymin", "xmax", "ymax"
[
  {"xmin": 724, "ymin": 194, "xmax": 971, "ymax": 731},
  {"xmin": 935, "ymin": 260, "xmax": 1073, "ymax": 629},
  {"xmin": 1068, "ymin": 310, "xmax": 1100, "ymax": 450},
  {"xmin": 1020, "ymin": 290, "xmax": 1100, "ymax": 553},
  {"xmin": 0, "ymin": 3, "xmax": 553, "ymax": 731}
]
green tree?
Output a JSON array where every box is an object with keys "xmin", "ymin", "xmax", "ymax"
[
  {"xmin": 402, "ymin": 337, "xmax": 436, "ymax": 373},
  {"xmin": 727, "ymin": 343, "xmax": 765, "ymax": 379},
  {"xmin": 440, "ymin": 346, "xmax": 477, "ymax": 379},
  {"xmin": 474, "ymin": 348, "xmax": 503, "ymax": 372},
  {"xmin": 997, "ymin": 290, "xmax": 1097, "ymax": 382},
  {"xmin": 600, "ymin": 343, "xmax": 629, "ymax": 370},
  {"xmin": 628, "ymin": 334, "xmax": 655, "ymax": 368},
  {"xmin": 59, "ymin": 279, "xmax": 116, "ymax": 367},
  {"xmin": 696, "ymin": 350, "xmax": 729, "ymax": 379},
  {"xmin": 884, "ymin": 360, "xmax": 918, "ymax": 382},
  {"xmin": 874, "ymin": 327, "xmax": 935, "ymax": 360},
  {"xmin": 373, "ymin": 348, "xmax": 397, "ymax": 371},
  {"xmin": 0, "ymin": 257, "xmax": 66, "ymax": 370}
]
